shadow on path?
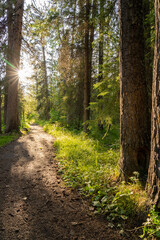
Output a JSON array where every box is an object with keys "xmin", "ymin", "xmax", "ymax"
[{"xmin": 0, "ymin": 125, "xmax": 128, "ymax": 240}]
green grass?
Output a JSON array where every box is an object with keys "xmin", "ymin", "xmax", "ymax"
[
  {"xmin": 0, "ymin": 133, "xmax": 19, "ymax": 147},
  {"xmin": 38, "ymin": 120, "xmax": 148, "ymax": 229},
  {"xmin": 0, "ymin": 118, "xmax": 30, "ymax": 147}
]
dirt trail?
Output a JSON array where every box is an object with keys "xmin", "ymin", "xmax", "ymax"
[{"xmin": 0, "ymin": 125, "xmax": 131, "ymax": 240}]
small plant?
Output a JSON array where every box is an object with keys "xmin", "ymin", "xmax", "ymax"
[
  {"xmin": 21, "ymin": 119, "xmax": 30, "ymax": 130},
  {"xmin": 91, "ymin": 182, "xmax": 141, "ymax": 223},
  {"xmin": 50, "ymin": 109, "xmax": 60, "ymax": 123},
  {"xmin": 140, "ymin": 206, "xmax": 160, "ymax": 239}
]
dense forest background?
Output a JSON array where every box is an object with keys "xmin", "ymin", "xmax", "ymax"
[
  {"xmin": 1, "ymin": 0, "xmax": 160, "ymax": 238},
  {"xmin": 0, "ymin": 0, "xmax": 121, "ymax": 131}
]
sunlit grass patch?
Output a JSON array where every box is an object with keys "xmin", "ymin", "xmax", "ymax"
[
  {"xmin": 0, "ymin": 133, "xmax": 19, "ymax": 147},
  {"xmin": 43, "ymin": 122, "xmax": 119, "ymax": 181},
  {"xmin": 42, "ymin": 122, "xmax": 148, "ymax": 227}
]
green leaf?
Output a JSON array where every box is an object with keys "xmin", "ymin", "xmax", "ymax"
[
  {"xmin": 120, "ymin": 215, "xmax": 128, "ymax": 220},
  {"xmin": 155, "ymin": 230, "xmax": 160, "ymax": 237},
  {"xmin": 93, "ymin": 81, "xmax": 103, "ymax": 89},
  {"xmin": 98, "ymin": 91, "xmax": 109, "ymax": 97},
  {"xmin": 101, "ymin": 196, "xmax": 108, "ymax": 203},
  {"xmin": 92, "ymin": 201, "xmax": 101, "ymax": 207}
]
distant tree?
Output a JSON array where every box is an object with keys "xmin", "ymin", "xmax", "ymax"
[
  {"xmin": 147, "ymin": 0, "xmax": 160, "ymax": 208},
  {"xmin": 97, "ymin": 0, "xmax": 105, "ymax": 130},
  {"xmin": 83, "ymin": 0, "xmax": 91, "ymax": 132},
  {"xmin": 98, "ymin": 0, "xmax": 105, "ymax": 83},
  {"xmin": 119, "ymin": 0, "xmax": 150, "ymax": 180},
  {"xmin": 53, "ymin": 0, "xmax": 84, "ymax": 127},
  {"xmin": 42, "ymin": 44, "xmax": 50, "ymax": 119},
  {"xmin": 0, "ymin": 81, "xmax": 2, "ymax": 134},
  {"xmin": 0, "ymin": 1, "xmax": 6, "ymax": 133},
  {"xmin": 23, "ymin": 4, "xmax": 51, "ymax": 120},
  {"xmin": 5, "ymin": 0, "xmax": 24, "ymax": 132}
]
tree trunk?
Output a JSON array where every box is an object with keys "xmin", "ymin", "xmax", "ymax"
[
  {"xmin": 119, "ymin": 0, "xmax": 150, "ymax": 181},
  {"xmin": 4, "ymin": 78, "xmax": 8, "ymax": 125},
  {"xmin": 147, "ymin": 0, "xmax": 160, "ymax": 208},
  {"xmin": 98, "ymin": 0, "xmax": 105, "ymax": 130},
  {"xmin": 71, "ymin": 0, "xmax": 76, "ymax": 58},
  {"xmin": 83, "ymin": 0, "xmax": 91, "ymax": 132},
  {"xmin": 4, "ymin": 0, "xmax": 14, "ymax": 125},
  {"xmin": 99, "ymin": 0, "xmax": 105, "ymax": 83},
  {"xmin": 0, "ymin": 82, "xmax": 2, "ymax": 134},
  {"xmin": 5, "ymin": 0, "xmax": 24, "ymax": 132},
  {"xmin": 42, "ymin": 45, "xmax": 50, "ymax": 120}
]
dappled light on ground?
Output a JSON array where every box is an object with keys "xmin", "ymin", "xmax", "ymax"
[{"xmin": 0, "ymin": 125, "xmax": 128, "ymax": 240}]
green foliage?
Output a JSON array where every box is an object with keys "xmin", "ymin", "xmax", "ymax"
[
  {"xmin": 89, "ymin": 123, "xmax": 120, "ymax": 149},
  {"xmin": 140, "ymin": 206, "xmax": 160, "ymax": 239},
  {"xmin": 20, "ymin": 119, "xmax": 30, "ymax": 132},
  {"xmin": 41, "ymin": 122, "xmax": 147, "ymax": 225},
  {"xmin": 50, "ymin": 109, "xmax": 60, "ymax": 123},
  {"xmin": 0, "ymin": 133, "xmax": 19, "ymax": 147},
  {"xmin": 144, "ymin": 0, "xmax": 155, "ymax": 51}
]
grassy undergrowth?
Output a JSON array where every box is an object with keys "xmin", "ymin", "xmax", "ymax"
[
  {"xmin": 0, "ymin": 119, "xmax": 30, "ymax": 147},
  {"xmin": 38, "ymin": 121, "xmax": 148, "ymax": 230},
  {"xmin": 0, "ymin": 133, "xmax": 19, "ymax": 147}
]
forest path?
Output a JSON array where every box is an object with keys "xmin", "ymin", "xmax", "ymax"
[{"xmin": 0, "ymin": 125, "xmax": 128, "ymax": 240}]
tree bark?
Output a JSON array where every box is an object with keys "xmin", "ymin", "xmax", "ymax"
[
  {"xmin": 119, "ymin": 0, "xmax": 150, "ymax": 181},
  {"xmin": 99, "ymin": 0, "xmax": 105, "ymax": 83},
  {"xmin": 83, "ymin": 0, "xmax": 91, "ymax": 132},
  {"xmin": 5, "ymin": 0, "xmax": 24, "ymax": 132},
  {"xmin": 42, "ymin": 45, "xmax": 50, "ymax": 120},
  {"xmin": 4, "ymin": 0, "xmax": 14, "ymax": 125},
  {"xmin": 71, "ymin": 0, "xmax": 77, "ymax": 58},
  {"xmin": 147, "ymin": 0, "xmax": 160, "ymax": 208},
  {"xmin": 0, "ymin": 81, "xmax": 2, "ymax": 134},
  {"xmin": 98, "ymin": 0, "xmax": 105, "ymax": 130}
]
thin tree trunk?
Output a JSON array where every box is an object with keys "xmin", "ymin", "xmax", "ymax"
[
  {"xmin": 6, "ymin": 0, "xmax": 24, "ymax": 132},
  {"xmin": 147, "ymin": 0, "xmax": 160, "ymax": 208},
  {"xmin": 98, "ymin": 0, "xmax": 105, "ymax": 130},
  {"xmin": 83, "ymin": 0, "xmax": 90, "ymax": 132},
  {"xmin": 99, "ymin": 0, "xmax": 105, "ymax": 83},
  {"xmin": 89, "ymin": 0, "xmax": 97, "ymax": 85},
  {"xmin": 0, "ymin": 82, "xmax": 2, "ymax": 134},
  {"xmin": 119, "ymin": 0, "xmax": 150, "ymax": 181},
  {"xmin": 4, "ymin": 77, "xmax": 7, "ymax": 125},
  {"xmin": 42, "ymin": 45, "xmax": 49, "ymax": 120},
  {"xmin": 4, "ymin": 0, "xmax": 14, "ymax": 125},
  {"xmin": 71, "ymin": 0, "xmax": 76, "ymax": 58}
]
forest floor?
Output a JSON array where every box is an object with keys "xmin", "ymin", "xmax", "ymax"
[{"xmin": 0, "ymin": 124, "xmax": 136, "ymax": 240}]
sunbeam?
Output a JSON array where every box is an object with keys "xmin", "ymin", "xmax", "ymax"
[{"xmin": 18, "ymin": 63, "xmax": 34, "ymax": 86}]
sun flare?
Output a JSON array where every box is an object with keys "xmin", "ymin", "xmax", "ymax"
[{"xmin": 18, "ymin": 63, "xmax": 34, "ymax": 86}]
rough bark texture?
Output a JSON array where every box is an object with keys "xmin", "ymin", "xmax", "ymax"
[
  {"xmin": 119, "ymin": 0, "xmax": 150, "ymax": 180},
  {"xmin": 83, "ymin": 0, "xmax": 90, "ymax": 132},
  {"xmin": 147, "ymin": 0, "xmax": 160, "ymax": 208},
  {"xmin": 5, "ymin": 0, "xmax": 24, "ymax": 132}
]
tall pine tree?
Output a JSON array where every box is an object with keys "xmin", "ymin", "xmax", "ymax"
[{"xmin": 119, "ymin": 0, "xmax": 150, "ymax": 180}]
